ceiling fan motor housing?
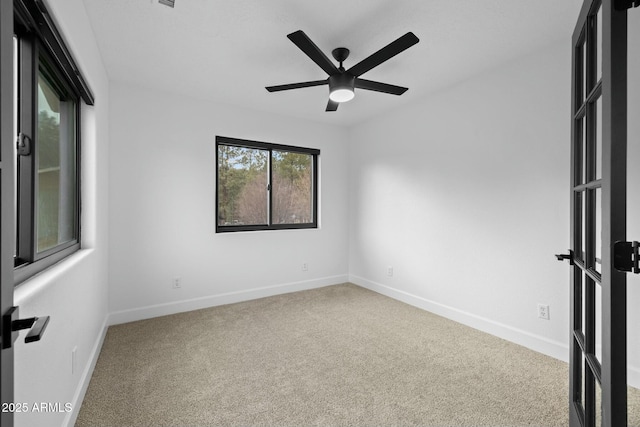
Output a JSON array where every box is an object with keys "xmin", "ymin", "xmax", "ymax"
[
  {"xmin": 328, "ymin": 73, "xmax": 355, "ymax": 102},
  {"xmin": 329, "ymin": 73, "xmax": 355, "ymax": 92}
]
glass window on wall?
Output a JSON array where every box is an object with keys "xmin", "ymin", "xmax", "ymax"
[{"xmin": 216, "ymin": 136, "xmax": 319, "ymax": 233}]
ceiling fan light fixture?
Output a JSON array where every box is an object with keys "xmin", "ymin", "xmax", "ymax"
[
  {"xmin": 328, "ymin": 73, "xmax": 355, "ymax": 103},
  {"xmin": 329, "ymin": 88, "xmax": 355, "ymax": 103}
]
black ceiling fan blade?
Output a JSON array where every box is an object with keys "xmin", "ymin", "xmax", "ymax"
[
  {"xmin": 287, "ymin": 30, "xmax": 339, "ymax": 76},
  {"xmin": 347, "ymin": 32, "xmax": 419, "ymax": 78},
  {"xmin": 326, "ymin": 99, "xmax": 339, "ymax": 112},
  {"xmin": 355, "ymin": 78, "xmax": 408, "ymax": 95},
  {"xmin": 266, "ymin": 80, "xmax": 328, "ymax": 92}
]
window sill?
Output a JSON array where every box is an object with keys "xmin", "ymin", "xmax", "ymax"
[
  {"xmin": 14, "ymin": 248, "xmax": 94, "ymax": 306},
  {"xmin": 216, "ymin": 226, "xmax": 321, "ymax": 235}
]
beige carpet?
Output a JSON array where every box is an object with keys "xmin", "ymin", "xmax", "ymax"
[{"xmin": 76, "ymin": 283, "xmax": 639, "ymax": 426}]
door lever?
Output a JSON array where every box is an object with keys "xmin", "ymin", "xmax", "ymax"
[
  {"xmin": 555, "ymin": 250, "xmax": 574, "ymax": 265},
  {"xmin": 2, "ymin": 306, "xmax": 50, "ymax": 349}
]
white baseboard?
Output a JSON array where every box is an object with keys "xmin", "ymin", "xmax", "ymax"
[
  {"xmin": 63, "ymin": 316, "xmax": 109, "ymax": 427},
  {"xmin": 349, "ymin": 277, "xmax": 640, "ymax": 388},
  {"xmin": 349, "ymin": 274, "xmax": 569, "ymax": 363},
  {"xmin": 630, "ymin": 366, "xmax": 640, "ymax": 389},
  {"xmin": 108, "ymin": 275, "xmax": 349, "ymax": 326}
]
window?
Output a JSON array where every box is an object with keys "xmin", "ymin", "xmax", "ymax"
[
  {"xmin": 13, "ymin": 0, "xmax": 94, "ymax": 284},
  {"xmin": 216, "ymin": 136, "xmax": 319, "ymax": 232}
]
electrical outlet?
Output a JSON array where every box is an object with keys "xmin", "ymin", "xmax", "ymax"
[
  {"xmin": 302, "ymin": 263, "xmax": 308, "ymax": 272},
  {"xmin": 387, "ymin": 266, "xmax": 394, "ymax": 277},
  {"xmin": 172, "ymin": 277, "xmax": 182, "ymax": 289},
  {"xmin": 538, "ymin": 304, "xmax": 550, "ymax": 320},
  {"xmin": 71, "ymin": 346, "xmax": 77, "ymax": 375}
]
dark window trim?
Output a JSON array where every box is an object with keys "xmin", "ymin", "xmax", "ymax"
[
  {"xmin": 217, "ymin": 135, "xmax": 320, "ymax": 156},
  {"xmin": 215, "ymin": 135, "xmax": 319, "ymax": 233},
  {"xmin": 14, "ymin": 0, "xmax": 94, "ymax": 105}
]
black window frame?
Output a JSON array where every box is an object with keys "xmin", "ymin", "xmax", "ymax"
[
  {"xmin": 13, "ymin": 0, "xmax": 94, "ymax": 284},
  {"xmin": 216, "ymin": 136, "xmax": 320, "ymax": 233}
]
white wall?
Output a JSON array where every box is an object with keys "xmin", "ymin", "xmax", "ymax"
[
  {"xmin": 12, "ymin": 1, "xmax": 110, "ymax": 427},
  {"xmin": 107, "ymin": 83, "xmax": 349, "ymax": 323},
  {"xmin": 348, "ymin": 41, "xmax": 572, "ymax": 361},
  {"xmin": 349, "ymin": 22, "xmax": 640, "ymax": 387}
]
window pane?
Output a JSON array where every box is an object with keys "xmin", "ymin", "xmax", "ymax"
[
  {"xmin": 36, "ymin": 66, "xmax": 77, "ymax": 253},
  {"xmin": 272, "ymin": 151, "xmax": 313, "ymax": 224},
  {"xmin": 217, "ymin": 145, "xmax": 268, "ymax": 226}
]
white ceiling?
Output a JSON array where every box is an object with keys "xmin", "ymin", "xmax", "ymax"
[{"xmin": 82, "ymin": 0, "xmax": 582, "ymax": 127}]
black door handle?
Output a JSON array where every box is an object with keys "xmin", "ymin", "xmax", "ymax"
[
  {"xmin": 556, "ymin": 250, "xmax": 574, "ymax": 265},
  {"xmin": 2, "ymin": 306, "xmax": 50, "ymax": 349},
  {"xmin": 16, "ymin": 316, "xmax": 50, "ymax": 344}
]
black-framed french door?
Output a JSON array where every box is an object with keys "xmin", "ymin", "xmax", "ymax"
[
  {"xmin": 564, "ymin": 0, "xmax": 637, "ymax": 426},
  {"xmin": 0, "ymin": 0, "xmax": 15, "ymax": 426}
]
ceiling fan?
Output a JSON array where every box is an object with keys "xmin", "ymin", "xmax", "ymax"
[{"xmin": 266, "ymin": 30, "xmax": 419, "ymax": 112}]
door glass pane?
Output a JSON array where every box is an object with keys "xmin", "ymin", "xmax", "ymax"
[
  {"xmin": 36, "ymin": 64, "xmax": 77, "ymax": 253},
  {"xmin": 577, "ymin": 117, "xmax": 587, "ymax": 185},
  {"xmin": 582, "ymin": 275, "xmax": 587, "ymax": 336},
  {"xmin": 595, "ymin": 283, "xmax": 602, "ymax": 362},
  {"xmin": 595, "ymin": 379, "xmax": 602, "ymax": 427},
  {"xmin": 13, "ymin": 36, "xmax": 18, "ymax": 256},
  {"xmin": 596, "ymin": 6, "xmax": 602, "ymax": 83},
  {"xmin": 272, "ymin": 150, "xmax": 313, "ymax": 225},
  {"xmin": 582, "ymin": 39, "xmax": 587, "ymax": 101},
  {"xmin": 581, "ymin": 192, "xmax": 587, "ymax": 261},
  {"xmin": 595, "ymin": 188, "xmax": 602, "ymax": 273},
  {"xmin": 596, "ymin": 97, "xmax": 602, "ymax": 180},
  {"xmin": 580, "ymin": 353, "xmax": 586, "ymax": 411},
  {"xmin": 217, "ymin": 145, "xmax": 268, "ymax": 226},
  {"xmin": 583, "ymin": 118, "xmax": 588, "ymax": 184},
  {"xmin": 574, "ymin": 354, "xmax": 585, "ymax": 411}
]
